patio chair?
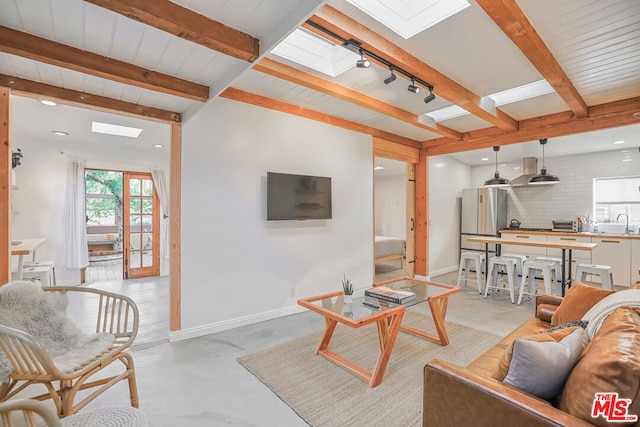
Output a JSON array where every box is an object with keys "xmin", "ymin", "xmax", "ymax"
[
  {"xmin": 0, "ymin": 284, "xmax": 139, "ymax": 418},
  {"xmin": 0, "ymin": 398, "xmax": 148, "ymax": 426}
]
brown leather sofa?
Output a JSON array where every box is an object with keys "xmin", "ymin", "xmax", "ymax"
[{"xmin": 423, "ymin": 293, "xmax": 640, "ymax": 427}]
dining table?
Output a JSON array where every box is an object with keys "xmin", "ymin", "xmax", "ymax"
[
  {"xmin": 11, "ymin": 238, "xmax": 47, "ymax": 280},
  {"xmin": 467, "ymin": 236, "xmax": 598, "ymax": 296}
]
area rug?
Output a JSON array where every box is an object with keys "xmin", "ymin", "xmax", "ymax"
[{"xmin": 237, "ymin": 310, "xmax": 502, "ymax": 427}]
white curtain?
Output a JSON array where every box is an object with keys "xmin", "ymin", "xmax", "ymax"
[
  {"xmin": 63, "ymin": 156, "xmax": 89, "ymax": 269},
  {"xmin": 151, "ymin": 166, "xmax": 169, "ymax": 276}
]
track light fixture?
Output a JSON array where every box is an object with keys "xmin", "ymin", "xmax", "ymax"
[
  {"xmin": 408, "ymin": 79, "xmax": 420, "ymax": 94},
  {"xmin": 356, "ymin": 49, "xmax": 370, "ymax": 68},
  {"xmin": 424, "ymin": 90, "xmax": 436, "ymax": 104},
  {"xmin": 383, "ymin": 67, "xmax": 396, "ymax": 84},
  {"xmin": 304, "ymin": 22, "xmax": 436, "ymax": 101}
]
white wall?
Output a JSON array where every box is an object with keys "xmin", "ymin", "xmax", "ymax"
[
  {"xmin": 374, "ymin": 173, "xmax": 406, "ymax": 238},
  {"xmin": 11, "ymin": 138, "xmax": 169, "ymax": 285},
  {"xmin": 178, "ymin": 98, "xmax": 373, "ymax": 337},
  {"xmin": 428, "ymin": 156, "xmax": 472, "ymax": 276},
  {"xmin": 470, "ymin": 150, "xmax": 640, "ymax": 229}
]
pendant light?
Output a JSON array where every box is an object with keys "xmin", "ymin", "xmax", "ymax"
[
  {"xmin": 529, "ymin": 138, "xmax": 560, "ymax": 185},
  {"xmin": 484, "ymin": 146, "xmax": 511, "ymax": 187}
]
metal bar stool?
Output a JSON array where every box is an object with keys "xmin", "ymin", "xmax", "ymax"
[
  {"xmin": 22, "ymin": 260, "xmax": 56, "ymax": 286},
  {"xmin": 575, "ymin": 264, "xmax": 614, "ymax": 290},
  {"xmin": 484, "ymin": 256, "xmax": 517, "ymax": 303},
  {"xmin": 518, "ymin": 260, "xmax": 557, "ymax": 305},
  {"xmin": 457, "ymin": 252, "xmax": 485, "ymax": 293}
]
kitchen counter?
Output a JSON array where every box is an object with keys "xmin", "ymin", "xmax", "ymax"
[{"xmin": 500, "ymin": 229, "xmax": 640, "ymax": 240}]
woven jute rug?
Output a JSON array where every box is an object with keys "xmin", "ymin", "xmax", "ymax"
[{"xmin": 237, "ymin": 310, "xmax": 502, "ymax": 427}]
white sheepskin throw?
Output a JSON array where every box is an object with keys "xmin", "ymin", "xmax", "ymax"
[{"xmin": 0, "ymin": 281, "xmax": 115, "ymax": 382}]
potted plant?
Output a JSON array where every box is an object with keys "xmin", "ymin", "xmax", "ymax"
[{"xmin": 342, "ymin": 274, "xmax": 354, "ymax": 304}]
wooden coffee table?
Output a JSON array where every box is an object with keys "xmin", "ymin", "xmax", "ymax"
[{"xmin": 297, "ymin": 277, "xmax": 460, "ymax": 387}]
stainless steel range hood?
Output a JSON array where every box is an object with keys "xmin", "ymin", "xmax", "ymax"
[{"xmin": 510, "ymin": 157, "xmax": 538, "ymax": 187}]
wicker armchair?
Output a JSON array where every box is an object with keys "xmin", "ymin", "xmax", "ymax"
[{"xmin": 0, "ymin": 286, "xmax": 139, "ymax": 418}]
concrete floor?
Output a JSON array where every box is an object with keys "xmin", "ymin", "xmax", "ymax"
[{"xmin": 64, "ymin": 267, "xmax": 536, "ymax": 426}]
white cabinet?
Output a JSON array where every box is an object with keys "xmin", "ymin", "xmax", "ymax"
[
  {"xmin": 591, "ymin": 237, "xmax": 631, "ymax": 287},
  {"xmin": 501, "ymin": 233, "xmax": 547, "ymax": 258},
  {"xmin": 632, "ymin": 239, "xmax": 640, "ymax": 285},
  {"xmin": 546, "ymin": 235, "xmax": 592, "ymax": 280}
]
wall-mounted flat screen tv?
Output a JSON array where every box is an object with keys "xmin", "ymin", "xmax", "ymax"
[{"xmin": 267, "ymin": 172, "xmax": 332, "ymax": 220}]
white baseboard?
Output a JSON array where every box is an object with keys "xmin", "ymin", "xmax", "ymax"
[
  {"xmin": 169, "ymin": 304, "xmax": 307, "ymax": 342},
  {"xmin": 429, "ymin": 265, "xmax": 459, "ymax": 277}
]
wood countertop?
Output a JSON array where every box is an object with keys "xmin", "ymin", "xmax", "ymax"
[{"xmin": 500, "ymin": 229, "xmax": 640, "ymax": 240}]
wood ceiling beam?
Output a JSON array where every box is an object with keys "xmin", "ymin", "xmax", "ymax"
[
  {"xmin": 476, "ymin": 0, "xmax": 588, "ymax": 118},
  {"xmin": 220, "ymin": 87, "xmax": 422, "ymax": 148},
  {"xmin": 0, "ymin": 74, "xmax": 181, "ymax": 123},
  {"xmin": 254, "ymin": 58, "xmax": 461, "ymax": 140},
  {"xmin": 0, "ymin": 26, "xmax": 209, "ymax": 102},
  {"xmin": 85, "ymin": 0, "xmax": 259, "ymax": 62},
  {"xmin": 423, "ymin": 96, "xmax": 640, "ymax": 155},
  {"xmin": 307, "ymin": 5, "xmax": 519, "ymax": 132}
]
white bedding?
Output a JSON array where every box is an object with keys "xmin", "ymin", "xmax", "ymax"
[{"xmin": 375, "ymin": 235, "xmax": 405, "ymax": 258}]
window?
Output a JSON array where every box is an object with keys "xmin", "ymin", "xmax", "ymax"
[{"xmin": 593, "ymin": 176, "xmax": 640, "ymax": 233}]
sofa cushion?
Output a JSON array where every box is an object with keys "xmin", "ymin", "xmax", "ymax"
[
  {"xmin": 559, "ymin": 307, "xmax": 640, "ymax": 427},
  {"xmin": 503, "ymin": 328, "xmax": 585, "ymax": 400},
  {"xmin": 491, "ymin": 326, "xmax": 580, "ymax": 381},
  {"xmin": 467, "ymin": 317, "xmax": 550, "ymax": 377},
  {"xmin": 551, "ymin": 282, "xmax": 615, "ymax": 326}
]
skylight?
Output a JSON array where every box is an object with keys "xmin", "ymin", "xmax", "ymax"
[
  {"xmin": 91, "ymin": 121, "xmax": 143, "ymax": 138},
  {"xmin": 424, "ymin": 80, "xmax": 555, "ymax": 122},
  {"xmin": 346, "ymin": 0, "xmax": 470, "ymax": 39},
  {"xmin": 271, "ymin": 28, "xmax": 359, "ymax": 77}
]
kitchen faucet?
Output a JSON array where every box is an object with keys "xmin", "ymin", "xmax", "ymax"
[{"xmin": 617, "ymin": 213, "xmax": 629, "ymax": 234}]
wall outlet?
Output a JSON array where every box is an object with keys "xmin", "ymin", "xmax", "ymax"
[{"xmin": 289, "ymin": 287, "xmax": 296, "ymax": 297}]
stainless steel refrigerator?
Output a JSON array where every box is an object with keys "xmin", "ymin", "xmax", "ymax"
[{"xmin": 460, "ymin": 187, "xmax": 508, "ymax": 254}]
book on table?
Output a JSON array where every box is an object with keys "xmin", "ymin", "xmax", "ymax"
[{"xmin": 364, "ymin": 286, "xmax": 416, "ymax": 304}]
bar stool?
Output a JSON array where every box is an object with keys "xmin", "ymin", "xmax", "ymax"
[
  {"xmin": 484, "ymin": 256, "xmax": 517, "ymax": 303},
  {"xmin": 575, "ymin": 264, "xmax": 614, "ymax": 290},
  {"xmin": 535, "ymin": 257, "xmax": 562, "ymax": 290},
  {"xmin": 22, "ymin": 260, "xmax": 56, "ymax": 286},
  {"xmin": 12, "ymin": 266, "xmax": 52, "ymax": 286},
  {"xmin": 456, "ymin": 252, "xmax": 485, "ymax": 293},
  {"xmin": 500, "ymin": 254, "xmax": 527, "ymax": 277},
  {"xmin": 518, "ymin": 260, "xmax": 557, "ymax": 304}
]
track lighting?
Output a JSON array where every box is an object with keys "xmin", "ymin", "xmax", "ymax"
[
  {"xmin": 407, "ymin": 79, "xmax": 420, "ymax": 94},
  {"xmin": 383, "ymin": 67, "xmax": 396, "ymax": 84},
  {"xmin": 424, "ymin": 90, "xmax": 436, "ymax": 104},
  {"xmin": 356, "ymin": 49, "xmax": 370, "ymax": 68}
]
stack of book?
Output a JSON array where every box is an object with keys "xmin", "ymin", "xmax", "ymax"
[{"xmin": 364, "ymin": 286, "xmax": 416, "ymax": 305}]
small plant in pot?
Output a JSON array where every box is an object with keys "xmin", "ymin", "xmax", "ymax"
[{"xmin": 342, "ymin": 274, "xmax": 354, "ymax": 304}]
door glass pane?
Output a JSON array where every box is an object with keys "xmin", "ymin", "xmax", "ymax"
[
  {"xmin": 130, "ymin": 179, "xmax": 141, "ymax": 196},
  {"xmin": 130, "ymin": 250, "xmax": 141, "ymax": 268},
  {"xmin": 130, "ymin": 232, "xmax": 141, "ymax": 250},
  {"xmin": 130, "ymin": 198, "xmax": 141, "ymax": 214},
  {"xmin": 142, "ymin": 232, "xmax": 153, "ymax": 250},
  {"xmin": 142, "ymin": 179, "xmax": 153, "ymax": 196},
  {"xmin": 142, "ymin": 198, "xmax": 153, "ymax": 214},
  {"xmin": 130, "ymin": 215, "xmax": 141, "ymax": 232},
  {"xmin": 142, "ymin": 215, "xmax": 153, "ymax": 232},
  {"xmin": 142, "ymin": 250, "xmax": 153, "ymax": 267}
]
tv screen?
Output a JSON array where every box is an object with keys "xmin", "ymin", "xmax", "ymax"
[{"xmin": 267, "ymin": 172, "xmax": 332, "ymax": 220}]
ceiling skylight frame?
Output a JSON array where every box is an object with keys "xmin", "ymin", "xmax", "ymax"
[
  {"xmin": 91, "ymin": 121, "xmax": 143, "ymax": 138},
  {"xmin": 345, "ymin": 0, "xmax": 471, "ymax": 39}
]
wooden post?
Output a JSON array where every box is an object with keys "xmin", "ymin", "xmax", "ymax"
[
  {"xmin": 415, "ymin": 149, "xmax": 428, "ymax": 276},
  {"xmin": 169, "ymin": 121, "xmax": 181, "ymax": 331},
  {"xmin": 0, "ymin": 87, "xmax": 10, "ymax": 285}
]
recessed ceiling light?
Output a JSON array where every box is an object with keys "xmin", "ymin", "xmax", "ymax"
[
  {"xmin": 91, "ymin": 121, "xmax": 143, "ymax": 138},
  {"xmin": 622, "ymin": 158, "xmax": 633, "ymax": 162},
  {"xmin": 514, "ymin": 166, "xmax": 521, "ymax": 170},
  {"xmin": 481, "ymin": 157, "xmax": 489, "ymax": 161},
  {"xmin": 152, "ymin": 144, "xmax": 164, "ymax": 148},
  {"xmin": 40, "ymin": 100, "xmax": 57, "ymax": 107},
  {"xmin": 374, "ymin": 165, "xmax": 385, "ymax": 170},
  {"xmin": 612, "ymin": 140, "xmax": 626, "ymax": 144},
  {"xmin": 51, "ymin": 131, "xmax": 68, "ymax": 136},
  {"xmin": 500, "ymin": 163, "xmax": 506, "ymax": 167}
]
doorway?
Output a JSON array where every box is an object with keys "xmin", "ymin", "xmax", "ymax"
[
  {"xmin": 85, "ymin": 169, "xmax": 160, "ymax": 282},
  {"xmin": 373, "ymin": 157, "xmax": 415, "ymax": 280}
]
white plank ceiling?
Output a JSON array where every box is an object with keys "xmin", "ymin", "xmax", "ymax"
[{"xmin": 0, "ymin": 0, "xmax": 638, "ymax": 165}]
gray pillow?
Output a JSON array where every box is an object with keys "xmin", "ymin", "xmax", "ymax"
[{"xmin": 504, "ymin": 328, "xmax": 585, "ymax": 400}]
